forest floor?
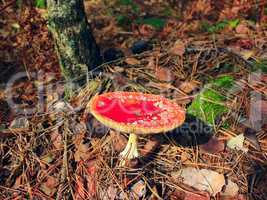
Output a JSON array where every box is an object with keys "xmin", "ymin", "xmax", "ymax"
[{"xmin": 0, "ymin": 0, "xmax": 267, "ymax": 199}]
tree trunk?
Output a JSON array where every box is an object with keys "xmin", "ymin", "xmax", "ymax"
[{"xmin": 47, "ymin": 0, "xmax": 102, "ymax": 98}]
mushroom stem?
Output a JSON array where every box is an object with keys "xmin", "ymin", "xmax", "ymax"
[{"xmin": 119, "ymin": 133, "xmax": 139, "ymax": 166}]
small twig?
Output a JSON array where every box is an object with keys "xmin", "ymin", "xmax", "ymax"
[
  {"xmin": 56, "ymin": 118, "xmax": 68, "ymax": 200},
  {"xmin": 0, "ymin": 0, "xmax": 16, "ymax": 13}
]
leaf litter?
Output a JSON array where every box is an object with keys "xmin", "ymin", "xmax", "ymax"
[{"xmin": 0, "ymin": 0, "xmax": 267, "ymax": 199}]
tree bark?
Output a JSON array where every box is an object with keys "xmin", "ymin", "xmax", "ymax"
[{"xmin": 47, "ymin": 0, "xmax": 102, "ymax": 98}]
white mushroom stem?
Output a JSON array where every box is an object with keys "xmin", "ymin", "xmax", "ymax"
[{"xmin": 119, "ymin": 133, "xmax": 139, "ymax": 166}]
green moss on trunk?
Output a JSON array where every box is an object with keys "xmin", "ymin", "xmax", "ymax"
[{"xmin": 47, "ymin": 0, "xmax": 102, "ymax": 98}]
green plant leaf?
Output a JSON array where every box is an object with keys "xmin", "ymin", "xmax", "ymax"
[
  {"xmin": 116, "ymin": 15, "xmax": 130, "ymax": 26},
  {"xmin": 201, "ymin": 19, "xmax": 240, "ymax": 33},
  {"xmin": 163, "ymin": 7, "xmax": 173, "ymax": 16},
  {"xmin": 213, "ymin": 75, "xmax": 234, "ymax": 88},
  {"xmin": 136, "ymin": 17, "xmax": 166, "ymax": 29},
  {"xmin": 252, "ymin": 59, "xmax": 267, "ymax": 73},
  {"xmin": 119, "ymin": 0, "xmax": 133, "ymax": 5},
  {"xmin": 35, "ymin": 0, "xmax": 46, "ymax": 8},
  {"xmin": 16, "ymin": 0, "xmax": 23, "ymax": 8},
  {"xmin": 187, "ymin": 76, "xmax": 234, "ymax": 124},
  {"xmin": 117, "ymin": 0, "xmax": 140, "ymax": 13},
  {"xmin": 131, "ymin": 3, "xmax": 140, "ymax": 13},
  {"xmin": 228, "ymin": 19, "xmax": 240, "ymax": 28}
]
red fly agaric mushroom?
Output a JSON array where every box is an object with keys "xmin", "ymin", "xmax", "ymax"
[{"xmin": 89, "ymin": 91, "xmax": 185, "ymax": 165}]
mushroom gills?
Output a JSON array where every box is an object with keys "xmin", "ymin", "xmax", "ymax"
[{"xmin": 119, "ymin": 133, "xmax": 139, "ymax": 166}]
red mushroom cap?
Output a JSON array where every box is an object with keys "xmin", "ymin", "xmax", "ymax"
[{"xmin": 89, "ymin": 92, "xmax": 185, "ymax": 135}]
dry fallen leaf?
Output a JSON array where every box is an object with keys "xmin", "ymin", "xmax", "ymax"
[
  {"xmin": 138, "ymin": 24, "xmax": 156, "ymax": 38},
  {"xmin": 221, "ymin": 194, "xmax": 246, "ymax": 200},
  {"xmin": 9, "ymin": 117, "xmax": 29, "ymax": 132},
  {"xmin": 146, "ymin": 56, "xmax": 155, "ymax": 69},
  {"xmin": 155, "ymin": 67, "xmax": 174, "ymax": 82},
  {"xmin": 170, "ymin": 40, "xmax": 185, "ymax": 56},
  {"xmin": 227, "ymin": 134, "xmax": 248, "ymax": 153},
  {"xmin": 75, "ymin": 175, "xmax": 86, "ymax": 199},
  {"xmin": 172, "ymin": 167, "xmax": 225, "ymax": 196},
  {"xmin": 184, "ymin": 191, "xmax": 210, "ymax": 200},
  {"xmin": 41, "ymin": 153, "xmax": 54, "ymax": 166},
  {"xmin": 40, "ymin": 175, "xmax": 59, "ymax": 196},
  {"xmin": 100, "ymin": 185, "xmax": 118, "ymax": 200},
  {"xmin": 85, "ymin": 160, "xmax": 98, "ymax": 198},
  {"xmin": 250, "ymin": 100, "xmax": 267, "ymax": 129},
  {"xmin": 235, "ymin": 23, "xmax": 250, "ymax": 34},
  {"xmin": 74, "ymin": 142, "xmax": 90, "ymax": 162},
  {"xmin": 50, "ymin": 130, "xmax": 63, "ymax": 149},
  {"xmin": 125, "ymin": 57, "xmax": 141, "ymax": 65},
  {"xmin": 180, "ymin": 151, "xmax": 192, "ymax": 164},
  {"xmin": 131, "ymin": 180, "xmax": 146, "ymax": 198},
  {"xmin": 170, "ymin": 189, "xmax": 186, "ymax": 200},
  {"xmin": 200, "ymin": 136, "xmax": 225, "ymax": 154},
  {"xmin": 179, "ymin": 81, "xmax": 198, "ymax": 94},
  {"xmin": 221, "ymin": 180, "xmax": 239, "ymax": 197},
  {"xmin": 240, "ymin": 50, "xmax": 255, "ymax": 60}
]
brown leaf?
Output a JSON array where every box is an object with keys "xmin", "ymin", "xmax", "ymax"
[
  {"xmin": 200, "ymin": 137, "xmax": 225, "ymax": 154},
  {"xmin": 171, "ymin": 168, "xmax": 225, "ymax": 196},
  {"xmin": 240, "ymin": 50, "xmax": 255, "ymax": 60},
  {"xmin": 40, "ymin": 175, "xmax": 59, "ymax": 196},
  {"xmin": 131, "ymin": 180, "xmax": 146, "ymax": 198},
  {"xmin": 86, "ymin": 174, "xmax": 97, "ymax": 197},
  {"xmin": 179, "ymin": 81, "xmax": 198, "ymax": 94},
  {"xmin": 235, "ymin": 23, "xmax": 250, "ymax": 34},
  {"xmin": 14, "ymin": 175, "xmax": 23, "ymax": 189},
  {"xmin": 74, "ymin": 142, "xmax": 90, "ymax": 162},
  {"xmin": 0, "ymin": 129, "xmax": 13, "ymax": 139},
  {"xmin": 194, "ymin": 0, "xmax": 212, "ymax": 15},
  {"xmin": 184, "ymin": 191, "xmax": 210, "ymax": 200},
  {"xmin": 180, "ymin": 151, "xmax": 192, "ymax": 164},
  {"xmin": 75, "ymin": 175, "xmax": 85, "ymax": 199},
  {"xmin": 221, "ymin": 194, "xmax": 247, "ymax": 200},
  {"xmin": 250, "ymin": 100, "xmax": 267, "ymax": 129},
  {"xmin": 125, "ymin": 57, "xmax": 141, "ymax": 65},
  {"xmin": 100, "ymin": 185, "xmax": 118, "ymax": 200},
  {"xmin": 173, "ymin": 92, "xmax": 192, "ymax": 105},
  {"xmin": 221, "ymin": 180, "xmax": 239, "ymax": 197},
  {"xmin": 50, "ymin": 130, "xmax": 63, "ymax": 149},
  {"xmin": 9, "ymin": 117, "xmax": 29, "ymax": 132},
  {"xmin": 138, "ymin": 24, "xmax": 156, "ymax": 38},
  {"xmin": 155, "ymin": 67, "xmax": 175, "ymax": 82},
  {"xmin": 160, "ymin": 20, "xmax": 179, "ymax": 38},
  {"xmin": 146, "ymin": 57, "xmax": 155, "ymax": 69},
  {"xmin": 85, "ymin": 160, "xmax": 98, "ymax": 198},
  {"xmin": 170, "ymin": 40, "xmax": 185, "ymax": 56}
]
